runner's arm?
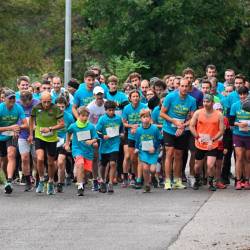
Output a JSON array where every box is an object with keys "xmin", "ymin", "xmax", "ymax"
[{"xmin": 189, "ymin": 110, "xmax": 199, "ymax": 138}]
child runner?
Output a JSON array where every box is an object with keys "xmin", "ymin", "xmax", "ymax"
[
  {"xmin": 65, "ymin": 107, "xmax": 98, "ymax": 196},
  {"xmin": 135, "ymin": 109, "xmax": 161, "ymax": 193},
  {"xmin": 96, "ymin": 101, "xmax": 123, "ymax": 193}
]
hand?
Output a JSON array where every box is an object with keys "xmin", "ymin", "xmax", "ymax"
[
  {"xmin": 173, "ymin": 120, "xmax": 185, "ymax": 129},
  {"xmin": 27, "ymin": 135, "xmax": 33, "ymax": 144},
  {"xmin": 85, "ymin": 139, "xmax": 94, "ymax": 145},
  {"xmin": 103, "ymin": 135, "xmax": 110, "ymax": 140},
  {"xmin": 223, "ymin": 149, "xmax": 228, "ymax": 155},
  {"xmin": 10, "ymin": 124, "xmax": 20, "ymax": 133},
  {"xmin": 175, "ymin": 128, "xmax": 184, "ymax": 137},
  {"xmin": 64, "ymin": 143, "xmax": 70, "ymax": 152},
  {"xmin": 238, "ymin": 122, "xmax": 248, "ymax": 128},
  {"xmin": 40, "ymin": 127, "xmax": 50, "ymax": 133},
  {"xmin": 148, "ymin": 148, "xmax": 155, "ymax": 154},
  {"xmin": 134, "ymin": 149, "xmax": 139, "ymax": 154}
]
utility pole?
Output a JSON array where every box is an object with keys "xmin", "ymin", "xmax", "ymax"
[{"xmin": 64, "ymin": 0, "xmax": 72, "ymax": 87}]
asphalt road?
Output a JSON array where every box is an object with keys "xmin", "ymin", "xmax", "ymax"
[{"xmin": 0, "ymin": 183, "xmax": 249, "ymax": 250}]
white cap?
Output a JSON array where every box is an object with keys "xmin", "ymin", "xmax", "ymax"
[
  {"xmin": 93, "ymin": 86, "xmax": 104, "ymax": 95},
  {"xmin": 213, "ymin": 102, "xmax": 223, "ymax": 110}
]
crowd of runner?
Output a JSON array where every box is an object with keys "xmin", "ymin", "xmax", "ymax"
[{"xmin": 0, "ymin": 65, "xmax": 249, "ymax": 196}]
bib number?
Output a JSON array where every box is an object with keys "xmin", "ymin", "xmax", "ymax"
[
  {"xmin": 141, "ymin": 140, "xmax": 154, "ymax": 151},
  {"xmin": 106, "ymin": 127, "xmax": 119, "ymax": 138},
  {"xmin": 77, "ymin": 130, "xmax": 91, "ymax": 141}
]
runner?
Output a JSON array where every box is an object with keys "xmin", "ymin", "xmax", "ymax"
[
  {"xmin": 28, "ymin": 91, "xmax": 64, "ymax": 195},
  {"xmin": 0, "ymin": 89, "xmax": 28, "ymax": 194},
  {"xmin": 190, "ymin": 94, "xmax": 224, "ymax": 191}
]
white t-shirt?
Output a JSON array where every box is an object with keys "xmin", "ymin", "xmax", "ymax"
[{"xmin": 87, "ymin": 99, "xmax": 106, "ymax": 125}]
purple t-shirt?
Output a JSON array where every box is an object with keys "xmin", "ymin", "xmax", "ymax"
[
  {"xmin": 188, "ymin": 87, "xmax": 203, "ymax": 108},
  {"xmin": 17, "ymin": 99, "xmax": 39, "ymax": 139}
]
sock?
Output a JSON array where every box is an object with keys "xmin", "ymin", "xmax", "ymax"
[
  {"xmin": 39, "ymin": 177, "xmax": 45, "ymax": 182},
  {"xmin": 123, "ymin": 173, "xmax": 128, "ymax": 181},
  {"xmin": 25, "ymin": 175, "xmax": 31, "ymax": 185},
  {"xmin": 78, "ymin": 182, "xmax": 84, "ymax": 189},
  {"xmin": 208, "ymin": 176, "xmax": 214, "ymax": 186}
]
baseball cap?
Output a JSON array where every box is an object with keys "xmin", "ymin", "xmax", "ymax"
[
  {"xmin": 213, "ymin": 102, "xmax": 223, "ymax": 110},
  {"xmin": 5, "ymin": 89, "xmax": 16, "ymax": 99},
  {"xmin": 203, "ymin": 94, "xmax": 214, "ymax": 102},
  {"xmin": 93, "ymin": 86, "xmax": 104, "ymax": 95}
]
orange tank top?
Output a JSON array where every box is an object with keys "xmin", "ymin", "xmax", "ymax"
[{"xmin": 195, "ymin": 109, "xmax": 221, "ymax": 150}]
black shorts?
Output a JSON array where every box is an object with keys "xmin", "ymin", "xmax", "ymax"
[
  {"xmin": 186, "ymin": 130, "xmax": 196, "ymax": 151},
  {"xmin": 123, "ymin": 131, "xmax": 128, "ymax": 145},
  {"xmin": 0, "ymin": 138, "xmax": 18, "ymax": 157},
  {"xmin": 101, "ymin": 152, "xmax": 119, "ymax": 167},
  {"xmin": 195, "ymin": 148, "xmax": 218, "ymax": 160},
  {"xmin": 163, "ymin": 131, "xmax": 188, "ymax": 150},
  {"xmin": 216, "ymin": 150, "xmax": 224, "ymax": 160},
  {"xmin": 35, "ymin": 138, "xmax": 57, "ymax": 157},
  {"xmin": 56, "ymin": 146, "xmax": 68, "ymax": 157},
  {"xmin": 128, "ymin": 139, "xmax": 135, "ymax": 148}
]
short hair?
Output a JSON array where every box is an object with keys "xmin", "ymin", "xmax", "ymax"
[
  {"xmin": 55, "ymin": 96, "xmax": 67, "ymax": 106},
  {"xmin": 42, "ymin": 79, "xmax": 51, "ymax": 85},
  {"xmin": 235, "ymin": 74, "xmax": 246, "ymax": 83},
  {"xmin": 182, "ymin": 67, "xmax": 195, "ymax": 77},
  {"xmin": 42, "ymin": 73, "xmax": 54, "ymax": 81},
  {"xmin": 238, "ymin": 86, "xmax": 249, "ymax": 95},
  {"xmin": 140, "ymin": 109, "xmax": 151, "ymax": 118},
  {"xmin": 108, "ymin": 75, "xmax": 118, "ymax": 84},
  {"xmin": 224, "ymin": 68, "xmax": 235, "ymax": 74},
  {"xmin": 77, "ymin": 106, "xmax": 90, "ymax": 116},
  {"xmin": 20, "ymin": 90, "xmax": 32, "ymax": 100},
  {"xmin": 201, "ymin": 79, "xmax": 212, "ymax": 88},
  {"xmin": 153, "ymin": 79, "xmax": 166, "ymax": 90},
  {"xmin": 206, "ymin": 64, "xmax": 217, "ymax": 72},
  {"xmin": 128, "ymin": 72, "xmax": 142, "ymax": 81},
  {"xmin": 89, "ymin": 65, "xmax": 101, "ymax": 75},
  {"xmin": 123, "ymin": 82, "xmax": 134, "ymax": 91},
  {"xmin": 84, "ymin": 70, "xmax": 96, "ymax": 79},
  {"xmin": 104, "ymin": 100, "xmax": 116, "ymax": 110},
  {"xmin": 52, "ymin": 76, "xmax": 62, "ymax": 83},
  {"xmin": 17, "ymin": 76, "xmax": 30, "ymax": 85},
  {"xmin": 129, "ymin": 89, "xmax": 140, "ymax": 98}
]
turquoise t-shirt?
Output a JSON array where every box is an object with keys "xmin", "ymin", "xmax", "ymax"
[
  {"xmin": 162, "ymin": 91, "xmax": 196, "ymax": 135},
  {"xmin": 106, "ymin": 91, "xmax": 128, "ymax": 116},
  {"xmin": 74, "ymin": 84, "xmax": 94, "ymax": 107},
  {"xmin": 100, "ymin": 83, "xmax": 109, "ymax": 97},
  {"xmin": 230, "ymin": 100, "xmax": 250, "ymax": 137},
  {"xmin": 122, "ymin": 102, "xmax": 147, "ymax": 140},
  {"xmin": 67, "ymin": 122, "xmax": 98, "ymax": 160},
  {"xmin": 58, "ymin": 111, "xmax": 75, "ymax": 140},
  {"xmin": 0, "ymin": 103, "xmax": 26, "ymax": 141},
  {"xmin": 135, "ymin": 124, "xmax": 161, "ymax": 165},
  {"xmin": 217, "ymin": 82, "xmax": 225, "ymax": 94},
  {"xmin": 152, "ymin": 105, "xmax": 164, "ymax": 132},
  {"xmin": 224, "ymin": 91, "xmax": 239, "ymax": 111},
  {"xmin": 96, "ymin": 114, "xmax": 123, "ymax": 154}
]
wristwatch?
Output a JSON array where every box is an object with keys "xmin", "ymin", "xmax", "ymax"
[{"xmin": 49, "ymin": 127, "xmax": 52, "ymax": 132}]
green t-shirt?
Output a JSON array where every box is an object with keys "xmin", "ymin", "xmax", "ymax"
[{"xmin": 31, "ymin": 103, "xmax": 63, "ymax": 142}]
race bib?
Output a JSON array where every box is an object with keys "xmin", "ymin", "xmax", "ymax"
[
  {"xmin": 141, "ymin": 140, "xmax": 154, "ymax": 151},
  {"xmin": 106, "ymin": 127, "xmax": 119, "ymax": 138},
  {"xmin": 1, "ymin": 131, "xmax": 14, "ymax": 136},
  {"xmin": 199, "ymin": 133, "xmax": 211, "ymax": 143},
  {"xmin": 77, "ymin": 130, "xmax": 91, "ymax": 141},
  {"xmin": 171, "ymin": 119, "xmax": 185, "ymax": 128},
  {"xmin": 57, "ymin": 137, "xmax": 65, "ymax": 148},
  {"xmin": 239, "ymin": 120, "xmax": 250, "ymax": 132}
]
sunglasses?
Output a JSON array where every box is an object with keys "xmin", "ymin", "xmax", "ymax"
[{"xmin": 7, "ymin": 96, "xmax": 16, "ymax": 100}]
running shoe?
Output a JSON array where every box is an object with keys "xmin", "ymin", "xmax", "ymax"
[
  {"xmin": 99, "ymin": 182, "xmax": 107, "ymax": 193},
  {"xmin": 107, "ymin": 183, "xmax": 114, "ymax": 193},
  {"xmin": 241, "ymin": 180, "xmax": 245, "ymax": 189},
  {"xmin": 4, "ymin": 182, "xmax": 13, "ymax": 194},
  {"xmin": 121, "ymin": 179, "xmax": 128, "ymax": 188},
  {"xmin": 134, "ymin": 181, "xmax": 142, "ymax": 189},
  {"xmin": 208, "ymin": 185, "xmax": 216, "ymax": 191},
  {"xmin": 188, "ymin": 176, "xmax": 195, "ymax": 188},
  {"xmin": 65, "ymin": 176, "xmax": 72, "ymax": 186},
  {"xmin": 193, "ymin": 180, "xmax": 199, "ymax": 190},
  {"xmin": 57, "ymin": 183, "xmax": 63, "ymax": 193},
  {"xmin": 92, "ymin": 180, "xmax": 99, "ymax": 191},
  {"xmin": 143, "ymin": 185, "xmax": 151, "ymax": 193},
  {"xmin": 24, "ymin": 183, "xmax": 32, "ymax": 192},
  {"xmin": 173, "ymin": 178, "xmax": 186, "ymax": 190},
  {"xmin": 215, "ymin": 181, "xmax": 227, "ymax": 189},
  {"xmin": 77, "ymin": 187, "xmax": 84, "ymax": 196},
  {"xmin": 151, "ymin": 176, "xmax": 158, "ymax": 188},
  {"xmin": 36, "ymin": 181, "xmax": 45, "ymax": 193},
  {"xmin": 164, "ymin": 179, "xmax": 171, "ymax": 190},
  {"xmin": 129, "ymin": 179, "xmax": 136, "ymax": 187},
  {"xmin": 235, "ymin": 180, "xmax": 242, "ymax": 190},
  {"xmin": 47, "ymin": 182, "xmax": 55, "ymax": 195},
  {"xmin": 244, "ymin": 181, "xmax": 250, "ymax": 190}
]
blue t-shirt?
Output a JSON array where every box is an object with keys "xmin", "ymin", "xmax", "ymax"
[
  {"xmin": 17, "ymin": 99, "xmax": 39, "ymax": 139},
  {"xmin": 67, "ymin": 122, "xmax": 98, "ymax": 160},
  {"xmin": 152, "ymin": 106, "xmax": 164, "ymax": 131},
  {"xmin": 74, "ymin": 84, "xmax": 94, "ymax": 107},
  {"xmin": 106, "ymin": 91, "xmax": 128, "ymax": 115},
  {"xmin": 217, "ymin": 82, "xmax": 225, "ymax": 94},
  {"xmin": 188, "ymin": 87, "xmax": 203, "ymax": 108},
  {"xmin": 100, "ymin": 83, "xmax": 109, "ymax": 97},
  {"xmin": 224, "ymin": 91, "xmax": 239, "ymax": 111},
  {"xmin": 122, "ymin": 102, "xmax": 147, "ymax": 140},
  {"xmin": 230, "ymin": 100, "xmax": 250, "ymax": 137},
  {"xmin": 65, "ymin": 103, "xmax": 73, "ymax": 115},
  {"xmin": 96, "ymin": 114, "xmax": 123, "ymax": 154},
  {"xmin": 58, "ymin": 111, "xmax": 75, "ymax": 140},
  {"xmin": 0, "ymin": 103, "xmax": 26, "ymax": 141},
  {"xmin": 135, "ymin": 124, "xmax": 161, "ymax": 165},
  {"xmin": 162, "ymin": 91, "xmax": 196, "ymax": 135}
]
